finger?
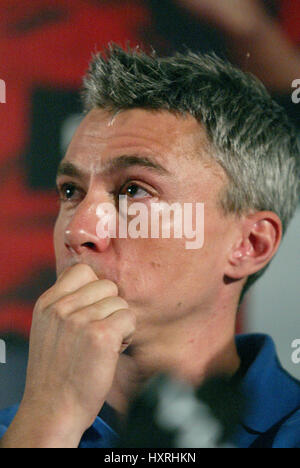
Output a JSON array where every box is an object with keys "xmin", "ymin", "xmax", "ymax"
[
  {"xmin": 90, "ymin": 308, "xmax": 136, "ymax": 354},
  {"xmin": 49, "ymin": 280, "xmax": 119, "ymax": 316},
  {"xmin": 42, "ymin": 264, "xmax": 99, "ymax": 306},
  {"xmin": 68, "ymin": 296, "xmax": 129, "ymax": 323},
  {"xmin": 104, "ymin": 308, "xmax": 136, "ymax": 353},
  {"xmin": 57, "ymin": 264, "xmax": 99, "ymax": 293}
]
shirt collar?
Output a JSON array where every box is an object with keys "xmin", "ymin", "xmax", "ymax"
[
  {"xmin": 79, "ymin": 413, "xmax": 118, "ymax": 448},
  {"xmin": 80, "ymin": 333, "xmax": 300, "ymax": 446},
  {"xmin": 236, "ymin": 333, "xmax": 300, "ymax": 433}
]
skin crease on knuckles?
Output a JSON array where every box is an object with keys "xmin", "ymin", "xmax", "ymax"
[{"xmin": 4, "ymin": 106, "xmax": 280, "ymax": 446}]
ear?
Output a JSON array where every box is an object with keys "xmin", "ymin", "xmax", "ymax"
[{"xmin": 225, "ymin": 211, "xmax": 282, "ymax": 280}]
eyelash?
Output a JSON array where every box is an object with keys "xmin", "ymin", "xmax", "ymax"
[
  {"xmin": 56, "ymin": 180, "xmax": 154, "ymax": 204},
  {"xmin": 118, "ymin": 179, "xmax": 154, "ymax": 200},
  {"xmin": 56, "ymin": 183, "xmax": 83, "ymax": 203}
]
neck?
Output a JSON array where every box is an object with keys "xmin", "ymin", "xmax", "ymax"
[{"xmin": 106, "ymin": 294, "xmax": 241, "ymax": 414}]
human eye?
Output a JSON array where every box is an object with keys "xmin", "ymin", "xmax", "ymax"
[
  {"xmin": 119, "ymin": 181, "xmax": 154, "ymax": 200},
  {"xmin": 56, "ymin": 181, "xmax": 85, "ymax": 204}
]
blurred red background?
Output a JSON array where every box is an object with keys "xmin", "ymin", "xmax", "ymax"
[{"xmin": 0, "ymin": 0, "xmax": 152, "ymax": 337}]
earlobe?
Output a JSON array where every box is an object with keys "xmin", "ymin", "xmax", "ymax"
[{"xmin": 226, "ymin": 212, "xmax": 282, "ymax": 280}]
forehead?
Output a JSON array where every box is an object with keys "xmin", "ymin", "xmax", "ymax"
[
  {"xmin": 64, "ymin": 107, "xmax": 214, "ymax": 173},
  {"xmin": 77, "ymin": 107, "xmax": 203, "ymax": 140}
]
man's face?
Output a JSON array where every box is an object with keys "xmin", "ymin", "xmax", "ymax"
[{"xmin": 54, "ymin": 108, "xmax": 237, "ymax": 343}]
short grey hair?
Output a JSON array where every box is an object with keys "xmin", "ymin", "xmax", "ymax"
[{"xmin": 81, "ymin": 44, "xmax": 299, "ymax": 300}]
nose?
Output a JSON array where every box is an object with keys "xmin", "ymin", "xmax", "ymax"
[{"xmin": 64, "ymin": 198, "xmax": 112, "ymax": 255}]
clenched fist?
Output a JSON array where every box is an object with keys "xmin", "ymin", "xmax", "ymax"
[{"xmin": 0, "ymin": 264, "xmax": 136, "ymax": 448}]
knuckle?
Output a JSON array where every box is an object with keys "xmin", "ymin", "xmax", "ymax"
[
  {"xmin": 33, "ymin": 291, "xmax": 55, "ymax": 320},
  {"xmin": 118, "ymin": 307, "xmax": 136, "ymax": 322},
  {"xmin": 74, "ymin": 263, "xmax": 97, "ymax": 281},
  {"xmin": 35, "ymin": 289, "xmax": 52, "ymax": 310},
  {"xmin": 86, "ymin": 322, "xmax": 119, "ymax": 351},
  {"xmin": 100, "ymin": 279, "xmax": 118, "ymax": 297},
  {"xmin": 34, "ymin": 297, "xmax": 44, "ymax": 315},
  {"xmin": 121, "ymin": 308, "xmax": 137, "ymax": 333},
  {"xmin": 48, "ymin": 303, "xmax": 63, "ymax": 321},
  {"xmin": 48, "ymin": 298, "xmax": 70, "ymax": 321},
  {"xmin": 66, "ymin": 312, "xmax": 85, "ymax": 331},
  {"xmin": 113, "ymin": 296, "xmax": 129, "ymax": 310},
  {"xmin": 54, "ymin": 295, "xmax": 74, "ymax": 315},
  {"xmin": 126, "ymin": 309, "xmax": 137, "ymax": 328},
  {"xmin": 99, "ymin": 296, "xmax": 128, "ymax": 311},
  {"xmin": 34, "ymin": 291, "xmax": 76, "ymax": 322}
]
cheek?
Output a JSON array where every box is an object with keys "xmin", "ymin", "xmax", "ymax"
[
  {"xmin": 117, "ymin": 209, "xmax": 231, "ymax": 301},
  {"xmin": 53, "ymin": 216, "xmax": 62, "ymax": 253},
  {"xmin": 195, "ymin": 208, "xmax": 234, "ymax": 286},
  {"xmin": 115, "ymin": 237, "xmax": 192, "ymax": 301},
  {"xmin": 53, "ymin": 215, "xmax": 67, "ymax": 272}
]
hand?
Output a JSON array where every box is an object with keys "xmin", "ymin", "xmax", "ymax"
[{"xmin": 1, "ymin": 264, "xmax": 136, "ymax": 447}]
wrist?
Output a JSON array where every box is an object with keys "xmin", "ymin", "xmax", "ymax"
[{"xmin": 1, "ymin": 400, "xmax": 87, "ymax": 448}]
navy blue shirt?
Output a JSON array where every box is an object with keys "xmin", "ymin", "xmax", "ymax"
[{"xmin": 0, "ymin": 334, "xmax": 299, "ymax": 448}]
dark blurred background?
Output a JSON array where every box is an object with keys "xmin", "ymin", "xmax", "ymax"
[{"xmin": 0, "ymin": 0, "xmax": 299, "ymax": 410}]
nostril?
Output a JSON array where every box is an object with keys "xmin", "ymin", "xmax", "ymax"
[
  {"xmin": 82, "ymin": 242, "xmax": 96, "ymax": 250},
  {"xmin": 65, "ymin": 243, "xmax": 77, "ymax": 254},
  {"xmin": 64, "ymin": 226, "xmax": 110, "ymax": 254}
]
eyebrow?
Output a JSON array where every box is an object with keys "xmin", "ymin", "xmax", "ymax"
[{"xmin": 56, "ymin": 155, "xmax": 171, "ymax": 179}]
